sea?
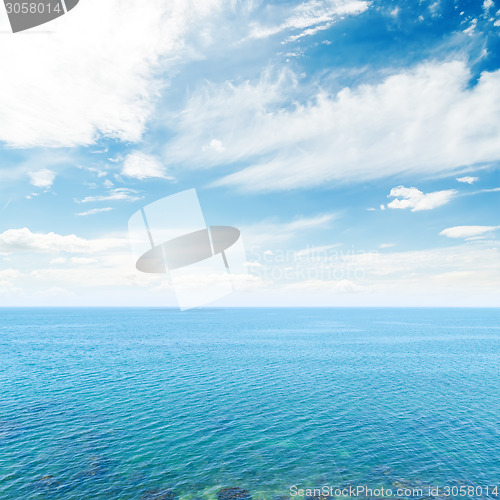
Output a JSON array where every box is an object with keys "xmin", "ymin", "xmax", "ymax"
[{"xmin": 0, "ymin": 307, "xmax": 499, "ymax": 499}]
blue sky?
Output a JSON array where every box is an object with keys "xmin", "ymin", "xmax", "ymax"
[{"xmin": 0, "ymin": 0, "xmax": 499, "ymax": 306}]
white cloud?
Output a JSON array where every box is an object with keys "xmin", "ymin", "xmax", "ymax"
[
  {"xmin": 0, "ymin": 0, "xmax": 226, "ymax": 148},
  {"xmin": 457, "ymin": 176, "xmax": 479, "ymax": 184},
  {"xmin": 440, "ymin": 225, "xmax": 500, "ymax": 239},
  {"xmin": 248, "ymin": 0, "xmax": 370, "ymax": 41},
  {"xmin": 122, "ymin": 151, "xmax": 172, "ymax": 180},
  {"xmin": 163, "ymin": 61, "xmax": 500, "ymax": 192},
  {"xmin": 28, "ymin": 169, "xmax": 56, "ymax": 189},
  {"xmin": 484, "ymin": 0, "xmax": 494, "ymax": 11},
  {"xmin": 286, "ymin": 22, "xmax": 333, "ymax": 43},
  {"xmin": 203, "ymin": 139, "xmax": 225, "ymax": 153},
  {"xmin": 463, "ymin": 18, "xmax": 477, "ymax": 35},
  {"xmin": 429, "ymin": 1, "xmax": 440, "ymax": 16},
  {"xmin": 76, "ymin": 207, "xmax": 113, "ymax": 216},
  {"xmin": 79, "ymin": 188, "xmax": 142, "ymax": 203},
  {"xmin": 0, "ymin": 227, "xmax": 126, "ymax": 254},
  {"xmin": 387, "ymin": 186, "xmax": 457, "ymax": 211}
]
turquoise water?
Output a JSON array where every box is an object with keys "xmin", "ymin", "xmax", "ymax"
[{"xmin": 0, "ymin": 308, "xmax": 499, "ymax": 499}]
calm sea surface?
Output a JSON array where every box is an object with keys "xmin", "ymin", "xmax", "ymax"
[{"xmin": 0, "ymin": 308, "xmax": 499, "ymax": 499}]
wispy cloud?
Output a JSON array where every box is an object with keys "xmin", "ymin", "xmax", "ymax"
[
  {"xmin": 76, "ymin": 207, "xmax": 113, "ymax": 217},
  {"xmin": 162, "ymin": 60, "xmax": 500, "ymax": 192},
  {"xmin": 79, "ymin": 188, "xmax": 142, "ymax": 204},
  {"xmin": 0, "ymin": 199, "xmax": 12, "ymax": 216},
  {"xmin": 295, "ymin": 243, "xmax": 343, "ymax": 257},
  {"xmin": 248, "ymin": 0, "xmax": 370, "ymax": 41},
  {"xmin": 475, "ymin": 187, "xmax": 500, "ymax": 193},
  {"xmin": 243, "ymin": 213, "xmax": 337, "ymax": 247},
  {"xmin": 440, "ymin": 225, "xmax": 500, "ymax": 239},
  {"xmin": 0, "ymin": 227, "xmax": 126, "ymax": 254}
]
